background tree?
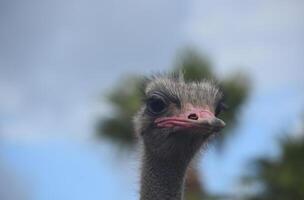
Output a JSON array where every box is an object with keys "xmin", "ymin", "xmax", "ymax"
[
  {"xmin": 242, "ymin": 119, "xmax": 304, "ymax": 200},
  {"xmin": 96, "ymin": 48, "xmax": 250, "ymax": 199}
]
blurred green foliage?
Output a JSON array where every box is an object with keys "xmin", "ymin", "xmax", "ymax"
[
  {"xmin": 98, "ymin": 77, "xmax": 142, "ymax": 145},
  {"xmin": 243, "ymin": 126, "xmax": 304, "ymax": 200}
]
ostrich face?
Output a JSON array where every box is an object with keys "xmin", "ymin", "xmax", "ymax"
[{"xmin": 134, "ymin": 75, "xmax": 226, "ymax": 158}]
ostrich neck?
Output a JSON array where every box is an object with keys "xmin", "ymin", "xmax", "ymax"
[{"xmin": 140, "ymin": 147, "xmax": 192, "ymax": 200}]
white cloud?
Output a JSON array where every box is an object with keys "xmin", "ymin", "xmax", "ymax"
[
  {"xmin": 184, "ymin": 0, "xmax": 304, "ymax": 90},
  {"xmin": 0, "ymin": 0, "xmax": 193, "ymax": 142}
]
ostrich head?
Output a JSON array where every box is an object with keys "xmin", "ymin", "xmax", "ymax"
[{"xmin": 134, "ymin": 73, "xmax": 226, "ymax": 160}]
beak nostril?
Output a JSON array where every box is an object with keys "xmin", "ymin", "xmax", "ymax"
[{"xmin": 188, "ymin": 113, "xmax": 199, "ymax": 120}]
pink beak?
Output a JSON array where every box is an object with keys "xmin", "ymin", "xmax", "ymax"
[{"xmin": 155, "ymin": 107, "xmax": 225, "ymax": 131}]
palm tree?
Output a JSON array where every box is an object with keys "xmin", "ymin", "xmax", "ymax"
[{"xmin": 96, "ymin": 48, "xmax": 250, "ymax": 199}]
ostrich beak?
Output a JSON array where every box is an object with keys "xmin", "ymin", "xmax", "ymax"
[
  {"xmin": 186, "ymin": 107, "xmax": 225, "ymax": 128},
  {"xmin": 155, "ymin": 107, "xmax": 225, "ymax": 131}
]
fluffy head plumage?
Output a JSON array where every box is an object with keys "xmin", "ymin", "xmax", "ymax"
[{"xmin": 134, "ymin": 73, "xmax": 225, "ymax": 159}]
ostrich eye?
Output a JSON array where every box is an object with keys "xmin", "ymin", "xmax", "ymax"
[
  {"xmin": 147, "ymin": 96, "xmax": 167, "ymax": 115},
  {"xmin": 215, "ymin": 101, "xmax": 227, "ymax": 117}
]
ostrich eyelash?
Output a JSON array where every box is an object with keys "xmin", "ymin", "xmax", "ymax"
[{"xmin": 144, "ymin": 91, "xmax": 180, "ymax": 105}]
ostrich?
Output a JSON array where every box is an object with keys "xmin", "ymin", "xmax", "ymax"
[{"xmin": 134, "ymin": 73, "xmax": 226, "ymax": 200}]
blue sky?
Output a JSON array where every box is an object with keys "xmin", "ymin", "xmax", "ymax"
[{"xmin": 0, "ymin": 0, "xmax": 304, "ymax": 199}]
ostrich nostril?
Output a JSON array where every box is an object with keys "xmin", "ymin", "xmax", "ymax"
[{"xmin": 188, "ymin": 113, "xmax": 199, "ymax": 120}]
